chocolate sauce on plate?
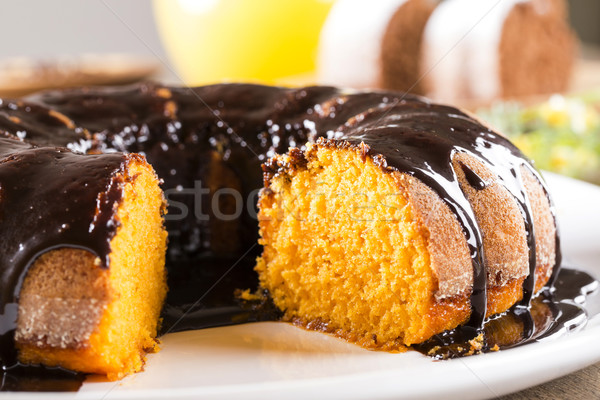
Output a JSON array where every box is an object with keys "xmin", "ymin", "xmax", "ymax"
[{"xmin": 414, "ymin": 267, "xmax": 599, "ymax": 359}]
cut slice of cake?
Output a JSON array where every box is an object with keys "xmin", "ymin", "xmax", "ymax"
[
  {"xmin": 0, "ymin": 137, "xmax": 167, "ymax": 380},
  {"xmin": 256, "ymin": 131, "xmax": 556, "ymax": 348}
]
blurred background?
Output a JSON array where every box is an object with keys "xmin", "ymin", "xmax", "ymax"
[
  {"xmin": 0, "ymin": 0, "xmax": 598, "ymax": 183},
  {"xmin": 0, "ymin": 0, "xmax": 597, "ymax": 84},
  {"xmin": 569, "ymin": 0, "xmax": 600, "ymax": 45}
]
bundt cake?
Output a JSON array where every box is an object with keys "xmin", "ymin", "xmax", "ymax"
[
  {"xmin": 0, "ymin": 83, "xmax": 559, "ymax": 378},
  {"xmin": 0, "ymin": 135, "xmax": 167, "ymax": 380},
  {"xmin": 317, "ymin": 0, "xmax": 576, "ymax": 103}
]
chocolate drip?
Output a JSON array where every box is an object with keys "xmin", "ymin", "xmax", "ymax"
[
  {"xmin": 459, "ymin": 162, "xmax": 488, "ymax": 190},
  {"xmin": 517, "ymin": 166, "xmax": 538, "ymax": 306},
  {"xmin": 0, "ymin": 137, "xmax": 126, "ymax": 370},
  {"xmin": 544, "ymin": 181, "xmax": 563, "ymax": 287}
]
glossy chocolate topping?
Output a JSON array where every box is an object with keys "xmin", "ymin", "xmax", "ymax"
[
  {"xmin": 0, "ymin": 136, "xmax": 126, "ymax": 369},
  {"xmin": 0, "ymin": 83, "xmax": 565, "ymax": 379},
  {"xmin": 0, "ymin": 100, "xmax": 89, "ymax": 150}
]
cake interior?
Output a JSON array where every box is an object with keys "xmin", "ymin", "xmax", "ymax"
[
  {"xmin": 257, "ymin": 144, "xmax": 468, "ymax": 348},
  {"xmin": 16, "ymin": 158, "xmax": 167, "ymax": 380}
]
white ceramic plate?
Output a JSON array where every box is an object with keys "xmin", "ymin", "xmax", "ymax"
[{"xmin": 7, "ymin": 172, "xmax": 600, "ymax": 400}]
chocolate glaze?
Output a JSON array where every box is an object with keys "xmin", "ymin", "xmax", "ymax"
[
  {"xmin": 7, "ymin": 83, "xmax": 558, "ymax": 326},
  {"xmin": 0, "ymin": 100, "xmax": 89, "ymax": 150},
  {"xmin": 0, "ymin": 83, "xmax": 579, "ymax": 390},
  {"xmin": 0, "ymin": 136, "xmax": 127, "ymax": 370},
  {"xmin": 26, "ymin": 84, "xmax": 342, "ymax": 262},
  {"xmin": 459, "ymin": 162, "xmax": 488, "ymax": 190}
]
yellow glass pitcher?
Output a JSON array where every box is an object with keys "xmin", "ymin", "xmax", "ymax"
[{"xmin": 153, "ymin": 0, "xmax": 336, "ymax": 86}]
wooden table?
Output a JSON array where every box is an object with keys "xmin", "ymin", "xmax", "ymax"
[{"xmin": 500, "ymin": 362, "xmax": 600, "ymax": 399}]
